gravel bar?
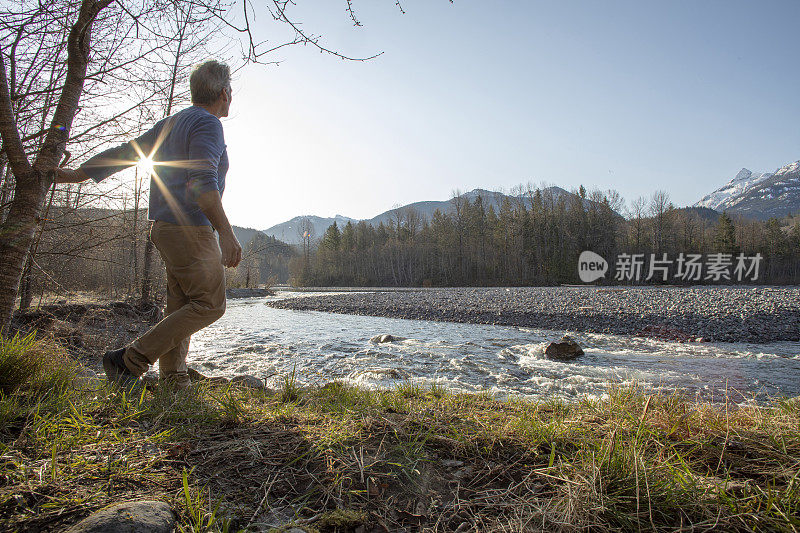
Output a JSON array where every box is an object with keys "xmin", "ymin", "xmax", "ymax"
[{"xmin": 268, "ymin": 286, "xmax": 800, "ymax": 343}]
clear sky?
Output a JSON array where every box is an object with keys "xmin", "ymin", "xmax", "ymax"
[{"xmin": 219, "ymin": 0, "xmax": 800, "ymax": 230}]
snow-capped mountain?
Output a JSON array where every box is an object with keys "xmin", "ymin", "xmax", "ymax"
[
  {"xmin": 694, "ymin": 168, "xmax": 773, "ymax": 211},
  {"xmin": 723, "ymin": 161, "xmax": 800, "ymax": 220},
  {"xmin": 695, "ymin": 161, "xmax": 800, "ymax": 220}
]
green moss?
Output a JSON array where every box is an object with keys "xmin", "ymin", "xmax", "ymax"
[{"xmin": 316, "ymin": 508, "xmax": 367, "ymax": 530}]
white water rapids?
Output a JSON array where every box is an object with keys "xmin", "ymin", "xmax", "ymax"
[{"xmin": 183, "ymin": 292, "xmax": 800, "ymax": 404}]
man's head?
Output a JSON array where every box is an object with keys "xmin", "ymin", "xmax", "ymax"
[{"xmin": 190, "ymin": 60, "xmax": 232, "ymax": 118}]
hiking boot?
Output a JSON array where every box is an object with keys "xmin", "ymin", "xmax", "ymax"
[{"xmin": 102, "ymin": 348, "xmax": 140, "ymax": 390}]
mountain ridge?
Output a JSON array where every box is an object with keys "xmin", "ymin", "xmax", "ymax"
[
  {"xmin": 694, "ymin": 168, "xmax": 774, "ymax": 211},
  {"xmin": 694, "ymin": 160, "xmax": 800, "ymax": 220},
  {"xmin": 261, "ymin": 187, "xmax": 593, "ymax": 245}
]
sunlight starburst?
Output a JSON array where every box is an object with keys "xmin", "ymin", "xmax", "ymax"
[{"xmin": 137, "ymin": 155, "xmax": 155, "ymax": 175}]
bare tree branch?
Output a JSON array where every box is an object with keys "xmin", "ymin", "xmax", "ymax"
[
  {"xmin": 0, "ymin": 53, "xmax": 31, "ymax": 177},
  {"xmin": 269, "ymin": 0, "xmax": 382, "ymax": 62}
]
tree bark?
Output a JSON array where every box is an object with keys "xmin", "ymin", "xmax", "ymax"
[
  {"xmin": 0, "ymin": 161, "xmax": 12, "ymax": 223},
  {"xmin": 17, "ymin": 257, "xmax": 35, "ymax": 313},
  {"xmin": 140, "ymin": 226, "xmax": 155, "ymax": 303}
]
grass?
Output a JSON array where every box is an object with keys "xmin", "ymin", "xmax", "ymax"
[
  {"xmin": 0, "ymin": 333, "xmax": 76, "ymax": 396},
  {"xmin": 1, "ymin": 335, "xmax": 800, "ymax": 532}
]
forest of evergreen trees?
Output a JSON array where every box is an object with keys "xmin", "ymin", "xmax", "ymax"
[{"xmin": 292, "ymin": 187, "xmax": 800, "ymax": 287}]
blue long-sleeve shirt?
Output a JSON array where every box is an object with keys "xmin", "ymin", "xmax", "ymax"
[{"xmin": 79, "ymin": 106, "xmax": 229, "ymax": 226}]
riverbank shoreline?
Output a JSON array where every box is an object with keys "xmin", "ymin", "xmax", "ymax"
[
  {"xmin": 2, "ymin": 335, "xmax": 799, "ymax": 532},
  {"xmin": 269, "ymin": 286, "xmax": 800, "ymax": 343}
]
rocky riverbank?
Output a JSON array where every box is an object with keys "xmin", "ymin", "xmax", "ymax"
[
  {"xmin": 225, "ymin": 287, "xmax": 274, "ymax": 299},
  {"xmin": 269, "ymin": 286, "xmax": 800, "ymax": 343}
]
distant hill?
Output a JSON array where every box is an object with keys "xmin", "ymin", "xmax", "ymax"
[
  {"xmin": 674, "ymin": 206, "xmax": 721, "ymax": 222},
  {"xmin": 231, "ymin": 226, "xmax": 264, "ymax": 248},
  {"xmin": 261, "ymin": 215, "xmax": 357, "ymax": 245},
  {"xmin": 232, "ymin": 225, "xmax": 294, "ymax": 252},
  {"xmin": 363, "ymin": 187, "xmax": 588, "ymax": 226},
  {"xmin": 364, "ymin": 189, "xmax": 508, "ymax": 227},
  {"xmin": 694, "ymin": 160, "xmax": 800, "ymax": 220},
  {"xmin": 263, "ymin": 187, "xmax": 610, "ymax": 245}
]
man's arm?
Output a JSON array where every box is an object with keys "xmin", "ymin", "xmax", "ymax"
[
  {"xmin": 54, "ymin": 168, "xmax": 90, "ymax": 183},
  {"xmin": 54, "ymin": 122, "xmax": 161, "ymax": 184},
  {"xmin": 196, "ymin": 189, "xmax": 242, "ymax": 268},
  {"xmin": 185, "ymin": 115, "xmax": 240, "ymax": 267}
]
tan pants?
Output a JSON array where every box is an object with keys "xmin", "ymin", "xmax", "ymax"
[{"xmin": 123, "ymin": 221, "xmax": 226, "ymax": 388}]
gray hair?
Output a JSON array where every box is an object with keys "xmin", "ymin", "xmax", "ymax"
[{"xmin": 190, "ymin": 60, "xmax": 231, "ymax": 105}]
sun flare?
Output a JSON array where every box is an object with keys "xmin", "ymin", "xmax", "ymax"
[{"xmin": 137, "ymin": 156, "xmax": 155, "ymax": 174}]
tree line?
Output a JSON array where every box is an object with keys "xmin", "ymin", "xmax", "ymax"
[{"xmin": 293, "ymin": 187, "xmax": 800, "ymax": 286}]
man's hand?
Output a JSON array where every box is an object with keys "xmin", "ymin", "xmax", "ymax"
[
  {"xmin": 219, "ymin": 230, "xmax": 242, "ymax": 268},
  {"xmin": 54, "ymin": 168, "xmax": 90, "ymax": 184},
  {"xmin": 195, "ymin": 189, "xmax": 241, "ymax": 267}
]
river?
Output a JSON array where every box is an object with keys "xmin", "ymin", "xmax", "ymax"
[{"xmin": 186, "ymin": 292, "xmax": 800, "ymax": 404}]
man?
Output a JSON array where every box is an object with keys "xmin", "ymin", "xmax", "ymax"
[{"xmin": 56, "ymin": 59, "xmax": 242, "ymax": 389}]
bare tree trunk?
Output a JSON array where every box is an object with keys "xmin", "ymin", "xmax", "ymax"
[
  {"xmin": 17, "ymin": 257, "xmax": 34, "ymax": 313},
  {"xmin": 0, "ymin": 0, "xmax": 110, "ymax": 333},
  {"xmin": 0, "ymin": 159, "xmax": 10, "ymax": 222},
  {"xmin": 19, "ymin": 179, "xmax": 57, "ymax": 313},
  {"xmin": 0, "ymin": 172, "xmax": 49, "ymax": 330},
  {"xmin": 129, "ymin": 169, "xmax": 141, "ymax": 296},
  {"xmin": 140, "ymin": 224, "xmax": 155, "ymax": 303}
]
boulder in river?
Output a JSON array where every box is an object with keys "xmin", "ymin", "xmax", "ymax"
[
  {"xmin": 544, "ymin": 335, "xmax": 584, "ymax": 360},
  {"xmin": 370, "ymin": 334, "xmax": 406, "ymax": 343}
]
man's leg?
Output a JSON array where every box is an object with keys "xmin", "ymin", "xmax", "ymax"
[
  {"xmin": 123, "ymin": 222, "xmax": 226, "ymax": 376},
  {"xmin": 157, "ymin": 263, "xmax": 192, "ymax": 389}
]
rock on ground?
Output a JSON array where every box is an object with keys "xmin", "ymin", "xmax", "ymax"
[
  {"xmin": 231, "ymin": 374, "xmax": 265, "ymax": 390},
  {"xmin": 187, "ymin": 368, "xmax": 265, "ymax": 390},
  {"xmin": 187, "ymin": 367, "xmax": 230, "ymax": 384},
  {"xmin": 64, "ymin": 501, "xmax": 174, "ymax": 533}
]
